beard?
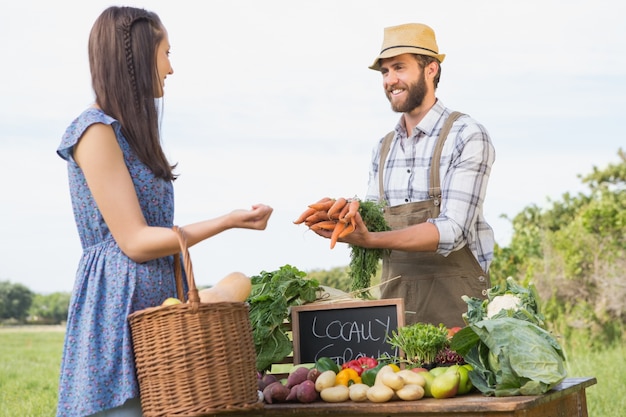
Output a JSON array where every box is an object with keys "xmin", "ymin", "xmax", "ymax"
[{"xmin": 386, "ymin": 74, "xmax": 428, "ymax": 113}]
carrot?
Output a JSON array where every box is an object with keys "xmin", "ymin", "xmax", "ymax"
[
  {"xmin": 304, "ymin": 211, "xmax": 329, "ymax": 226},
  {"xmin": 293, "ymin": 207, "xmax": 316, "ymax": 224},
  {"xmin": 342, "ymin": 199, "xmax": 360, "ymax": 222},
  {"xmin": 338, "ymin": 220, "xmax": 355, "ymax": 238},
  {"xmin": 309, "ymin": 199, "xmax": 335, "ymax": 211},
  {"xmin": 337, "ymin": 200, "xmax": 351, "ymax": 223},
  {"xmin": 327, "ymin": 197, "xmax": 347, "ymax": 220},
  {"xmin": 310, "ymin": 220, "xmax": 337, "ymax": 231},
  {"xmin": 330, "ymin": 221, "xmax": 347, "ymax": 249}
]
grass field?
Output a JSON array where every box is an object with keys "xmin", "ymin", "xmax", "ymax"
[
  {"xmin": 0, "ymin": 327, "xmax": 65, "ymax": 417},
  {"xmin": 0, "ymin": 326, "xmax": 622, "ymax": 417}
]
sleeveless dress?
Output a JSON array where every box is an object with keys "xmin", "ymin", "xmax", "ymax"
[{"xmin": 56, "ymin": 108, "xmax": 176, "ymax": 417}]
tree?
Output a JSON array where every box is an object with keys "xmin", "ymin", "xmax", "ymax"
[
  {"xmin": 28, "ymin": 292, "xmax": 71, "ymax": 324},
  {"xmin": 489, "ymin": 149, "xmax": 625, "ymax": 344},
  {"xmin": 306, "ymin": 266, "xmax": 351, "ymax": 292},
  {"xmin": 306, "ymin": 264, "xmax": 382, "ymax": 296},
  {"xmin": 0, "ymin": 281, "xmax": 35, "ymax": 322}
]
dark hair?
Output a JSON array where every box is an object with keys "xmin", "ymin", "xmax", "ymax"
[
  {"xmin": 413, "ymin": 54, "xmax": 442, "ymax": 89},
  {"xmin": 88, "ymin": 6, "xmax": 176, "ymax": 181}
]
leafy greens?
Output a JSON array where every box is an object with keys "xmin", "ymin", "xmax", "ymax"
[
  {"xmin": 451, "ymin": 277, "xmax": 567, "ymax": 396},
  {"xmin": 247, "ymin": 264, "xmax": 321, "ymax": 372}
]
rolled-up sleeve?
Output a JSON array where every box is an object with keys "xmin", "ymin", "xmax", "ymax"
[{"xmin": 429, "ymin": 122, "xmax": 495, "ymax": 258}]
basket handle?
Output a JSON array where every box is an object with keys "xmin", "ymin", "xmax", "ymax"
[{"xmin": 172, "ymin": 225, "xmax": 200, "ymax": 309}]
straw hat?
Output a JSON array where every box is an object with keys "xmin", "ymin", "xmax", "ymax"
[{"xmin": 369, "ymin": 23, "xmax": 445, "ymax": 71}]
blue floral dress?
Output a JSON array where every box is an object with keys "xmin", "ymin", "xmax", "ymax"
[{"xmin": 56, "ymin": 108, "xmax": 177, "ymax": 416}]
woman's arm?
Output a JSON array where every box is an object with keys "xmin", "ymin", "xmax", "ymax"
[{"xmin": 74, "ymin": 123, "xmax": 272, "ymax": 263}]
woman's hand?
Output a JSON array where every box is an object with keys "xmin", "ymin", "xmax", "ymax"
[{"xmin": 230, "ymin": 204, "xmax": 273, "ymax": 230}]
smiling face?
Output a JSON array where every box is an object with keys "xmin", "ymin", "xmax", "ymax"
[
  {"xmin": 380, "ymin": 53, "xmax": 436, "ymax": 115},
  {"xmin": 154, "ymin": 28, "xmax": 173, "ymax": 98}
]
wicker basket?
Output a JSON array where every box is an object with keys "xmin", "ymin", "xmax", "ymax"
[{"xmin": 128, "ymin": 226, "xmax": 262, "ymax": 417}]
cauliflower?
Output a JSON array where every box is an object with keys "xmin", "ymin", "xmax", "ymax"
[{"xmin": 486, "ymin": 294, "xmax": 521, "ymax": 318}]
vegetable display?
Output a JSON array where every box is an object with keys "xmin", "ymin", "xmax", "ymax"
[
  {"xmin": 246, "ymin": 265, "xmax": 321, "ymax": 372},
  {"xmin": 257, "ymin": 354, "xmax": 480, "ymax": 404},
  {"xmin": 294, "ymin": 197, "xmax": 390, "ymax": 297},
  {"xmin": 450, "ymin": 277, "xmax": 567, "ymax": 396}
]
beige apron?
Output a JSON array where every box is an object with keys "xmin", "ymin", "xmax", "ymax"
[{"xmin": 378, "ymin": 112, "xmax": 489, "ymax": 328}]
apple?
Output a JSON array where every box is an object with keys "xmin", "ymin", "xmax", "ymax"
[
  {"xmin": 410, "ymin": 367, "xmax": 429, "ymax": 374},
  {"xmin": 447, "ymin": 326, "xmax": 462, "ymax": 339},
  {"xmin": 161, "ymin": 297, "xmax": 182, "ymax": 306},
  {"xmin": 430, "ymin": 370, "xmax": 459, "ymax": 399}
]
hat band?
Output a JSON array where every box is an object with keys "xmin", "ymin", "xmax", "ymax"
[{"xmin": 380, "ymin": 44, "xmax": 439, "ymax": 56}]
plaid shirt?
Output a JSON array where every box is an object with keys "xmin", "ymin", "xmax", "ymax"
[{"xmin": 365, "ymin": 100, "xmax": 495, "ymax": 272}]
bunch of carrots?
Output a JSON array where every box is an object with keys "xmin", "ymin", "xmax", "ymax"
[{"xmin": 294, "ymin": 197, "xmax": 360, "ymax": 249}]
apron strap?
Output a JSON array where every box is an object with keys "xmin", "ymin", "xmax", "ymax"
[
  {"xmin": 377, "ymin": 111, "xmax": 465, "ymax": 207},
  {"xmin": 378, "ymin": 131, "xmax": 395, "ymax": 200},
  {"xmin": 429, "ymin": 111, "xmax": 464, "ymax": 208}
]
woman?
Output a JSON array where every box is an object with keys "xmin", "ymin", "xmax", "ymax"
[{"xmin": 56, "ymin": 6, "xmax": 273, "ymax": 416}]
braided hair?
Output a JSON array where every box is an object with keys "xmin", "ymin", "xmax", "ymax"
[{"xmin": 88, "ymin": 6, "xmax": 176, "ymax": 181}]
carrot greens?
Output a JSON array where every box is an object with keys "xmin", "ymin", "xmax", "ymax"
[{"xmin": 348, "ymin": 200, "xmax": 390, "ymax": 298}]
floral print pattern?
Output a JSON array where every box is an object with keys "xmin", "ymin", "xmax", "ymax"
[{"xmin": 56, "ymin": 108, "xmax": 176, "ymax": 416}]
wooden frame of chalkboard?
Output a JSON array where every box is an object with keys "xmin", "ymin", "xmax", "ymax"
[{"xmin": 290, "ymin": 298, "xmax": 405, "ymax": 365}]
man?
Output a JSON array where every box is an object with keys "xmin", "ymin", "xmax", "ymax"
[{"xmin": 328, "ymin": 23, "xmax": 495, "ymax": 327}]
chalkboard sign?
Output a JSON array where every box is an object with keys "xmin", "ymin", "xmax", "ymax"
[{"xmin": 290, "ymin": 298, "xmax": 404, "ymax": 365}]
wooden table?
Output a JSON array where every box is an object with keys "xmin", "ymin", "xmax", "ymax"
[{"xmin": 207, "ymin": 377, "xmax": 596, "ymax": 417}]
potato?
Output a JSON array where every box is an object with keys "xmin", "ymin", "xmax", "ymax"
[
  {"xmin": 348, "ymin": 383, "xmax": 370, "ymax": 402},
  {"xmin": 314, "ymin": 370, "xmax": 337, "ymax": 392},
  {"xmin": 395, "ymin": 384, "xmax": 425, "ymax": 401},
  {"xmin": 397, "ymin": 370, "xmax": 426, "ymax": 387},
  {"xmin": 320, "ymin": 385, "xmax": 350, "ymax": 403},
  {"xmin": 381, "ymin": 371, "xmax": 405, "ymax": 391},
  {"xmin": 374, "ymin": 365, "xmax": 396, "ymax": 385},
  {"xmin": 366, "ymin": 384, "xmax": 395, "ymax": 403}
]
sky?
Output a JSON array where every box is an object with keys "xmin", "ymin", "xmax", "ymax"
[{"xmin": 1, "ymin": 0, "xmax": 624, "ymax": 294}]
